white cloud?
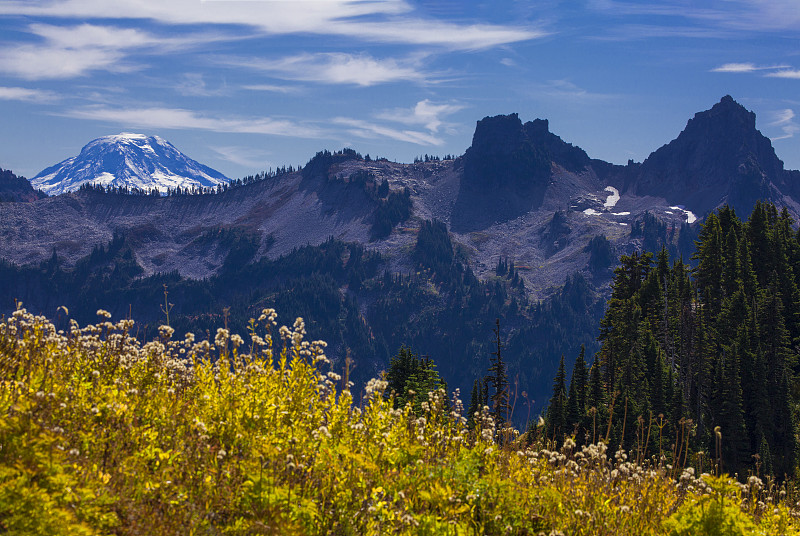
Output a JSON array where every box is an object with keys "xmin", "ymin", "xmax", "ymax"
[
  {"xmin": 0, "ymin": 86, "xmax": 59, "ymax": 103},
  {"xmin": 0, "ymin": 42, "xmax": 130, "ymax": 80},
  {"xmin": 328, "ymin": 19, "xmax": 545, "ymax": 50},
  {"xmin": 712, "ymin": 62, "xmax": 791, "ymax": 73},
  {"xmin": 0, "ymin": 23, "xmax": 203, "ymax": 80},
  {"xmin": 58, "ymin": 105, "xmax": 322, "ymax": 138},
  {"xmin": 331, "ymin": 117, "xmax": 444, "ymax": 146},
  {"xmin": 769, "ymin": 108, "xmax": 799, "ymax": 141},
  {"xmin": 29, "ymin": 22, "xmax": 160, "ymax": 49},
  {"xmin": 0, "ymin": 1, "xmax": 543, "ymax": 50},
  {"xmin": 766, "ymin": 69, "xmax": 800, "ymax": 79},
  {"xmin": 376, "ymin": 99, "xmax": 464, "ymax": 132},
  {"xmin": 712, "ymin": 63, "xmax": 757, "ymax": 73},
  {"xmin": 232, "ymin": 53, "xmax": 426, "ymax": 86}
]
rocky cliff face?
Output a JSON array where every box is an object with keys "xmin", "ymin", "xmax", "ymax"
[
  {"xmin": 632, "ymin": 95, "xmax": 788, "ymax": 217},
  {"xmin": 452, "ymin": 113, "xmax": 598, "ymax": 232}
]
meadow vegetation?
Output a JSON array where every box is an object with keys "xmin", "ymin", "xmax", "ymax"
[{"xmin": 2, "ymin": 305, "xmax": 800, "ymax": 535}]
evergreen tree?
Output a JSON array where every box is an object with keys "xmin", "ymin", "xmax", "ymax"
[
  {"xmin": 385, "ymin": 347, "xmax": 445, "ymax": 413},
  {"xmin": 467, "ymin": 379, "xmax": 481, "ymax": 429},
  {"xmin": 586, "ymin": 356, "xmax": 607, "ymax": 443},
  {"xmin": 488, "ymin": 319, "xmax": 510, "ymax": 427},
  {"xmin": 546, "ymin": 354, "xmax": 568, "ymax": 441},
  {"xmin": 565, "ymin": 345, "xmax": 588, "ymax": 441},
  {"xmin": 385, "ymin": 346, "xmax": 417, "ymax": 404},
  {"xmin": 714, "ymin": 347, "xmax": 749, "ymax": 477}
]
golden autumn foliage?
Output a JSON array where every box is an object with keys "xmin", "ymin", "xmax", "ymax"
[{"xmin": 1, "ymin": 305, "xmax": 799, "ymax": 535}]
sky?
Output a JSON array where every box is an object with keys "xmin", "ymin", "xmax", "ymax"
[{"xmin": 0, "ymin": 0, "xmax": 799, "ymax": 181}]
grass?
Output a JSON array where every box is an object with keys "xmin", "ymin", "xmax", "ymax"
[{"xmin": 1, "ymin": 305, "xmax": 799, "ymax": 535}]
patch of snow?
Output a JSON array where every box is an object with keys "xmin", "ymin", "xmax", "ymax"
[
  {"xmin": 664, "ymin": 210, "xmax": 673, "ymax": 214},
  {"xmin": 611, "ymin": 211, "xmax": 630, "ymax": 216},
  {"xmin": 92, "ymin": 172, "xmax": 115, "ymax": 186},
  {"xmin": 669, "ymin": 206, "xmax": 697, "ymax": 224},
  {"xmin": 118, "ymin": 132, "xmax": 147, "ymax": 140},
  {"xmin": 619, "ymin": 222, "xmax": 628, "ymax": 226},
  {"xmin": 603, "ymin": 186, "xmax": 620, "ymax": 209},
  {"xmin": 583, "ymin": 208, "xmax": 601, "ymax": 216}
]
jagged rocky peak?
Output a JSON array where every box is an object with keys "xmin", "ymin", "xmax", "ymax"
[
  {"xmin": 646, "ymin": 95, "xmax": 783, "ymax": 176},
  {"xmin": 523, "ymin": 118, "xmax": 590, "ymax": 173},
  {"xmin": 462, "ymin": 113, "xmax": 549, "ymax": 192},
  {"xmin": 468, "ymin": 113, "xmax": 527, "ymax": 156},
  {"xmin": 634, "ymin": 96, "xmax": 786, "ymax": 216},
  {"xmin": 463, "ymin": 114, "xmax": 591, "ymax": 186},
  {"xmin": 31, "ymin": 133, "xmax": 230, "ymax": 195},
  {"xmin": 681, "ymin": 95, "xmax": 780, "ymax": 169},
  {"xmin": 707, "ymin": 94, "xmax": 755, "ymax": 127},
  {"xmin": 454, "ymin": 113, "xmax": 594, "ymax": 231}
]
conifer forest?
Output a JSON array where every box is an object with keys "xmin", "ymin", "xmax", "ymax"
[{"xmin": 544, "ymin": 202, "xmax": 800, "ymax": 482}]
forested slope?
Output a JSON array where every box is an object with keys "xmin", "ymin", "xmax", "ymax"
[{"xmin": 545, "ymin": 201, "xmax": 800, "ymax": 480}]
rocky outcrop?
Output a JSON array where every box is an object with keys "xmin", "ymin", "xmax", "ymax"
[
  {"xmin": 452, "ymin": 114, "xmax": 591, "ymax": 231},
  {"xmin": 632, "ymin": 95, "xmax": 787, "ymax": 217},
  {"xmin": 0, "ymin": 168, "xmax": 45, "ymax": 202}
]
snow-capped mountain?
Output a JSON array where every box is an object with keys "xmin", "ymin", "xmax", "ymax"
[{"xmin": 31, "ymin": 133, "xmax": 229, "ymax": 195}]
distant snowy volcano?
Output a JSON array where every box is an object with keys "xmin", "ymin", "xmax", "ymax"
[{"xmin": 31, "ymin": 133, "xmax": 229, "ymax": 195}]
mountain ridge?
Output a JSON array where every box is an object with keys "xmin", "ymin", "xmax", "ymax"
[{"xmin": 4, "ymin": 96, "xmax": 798, "ymax": 289}]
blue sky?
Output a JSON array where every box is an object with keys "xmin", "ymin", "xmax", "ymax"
[{"xmin": 0, "ymin": 0, "xmax": 799, "ymax": 180}]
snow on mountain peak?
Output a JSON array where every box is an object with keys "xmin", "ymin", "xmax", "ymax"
[{"xmin": 31, "ymin": 134, "xmax": 230, "ymax": 195}]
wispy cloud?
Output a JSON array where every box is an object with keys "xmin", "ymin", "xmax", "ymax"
[
  {"xmin": 536, "ymin": 80, "xmax": 616, "ymax": 102},
  {"xmin": 229, "ymin": 53, "xmax": 427, "ymax": 87},
  {"xmin": 705, "ymin": 0, "xmax": 800, "ymax": 32},
  {"xmin": 0, "ymin": 23, "xmax": 204, "ymax": 80},
  {"xmin": 328, "ymin": 20, "xmax": 545, "ymax": 50},
  {"xmin": 210, "ymin": 146, "xmax": 274, "ymax": 170},
  {"xmin": 0, "ymin": 1, "xmax": 544, "ymax": 51},
  {"xmin": 58, "ymin": 105, "xmax": 322, "ymax": 138},
  {"xmin": 589, "ymin": 0, "xmax": 800, "ymax": 32},
  {"xmin": 331, "ymin": 117, "xmax": 444, "ymax": 146},
  {"xmin": 770, "ymin": 108, "xmax": 800, "ymax": 141},
  {"xmin": 376, "ymin": 99, "xmax": 464, "ymax": 133},
  {"xmin": 0, "ymin": 86, "xmax": 59, "ymax": 103},
  {"xmin": 711, "ymin": 62, "xmax": 790, "ymax": 73},
  {"xmin": 241, "ymin": 84, "xmax": 298, "ymax": 94},
  {"xmin": 0, "ymin": 41, "xmax": 130, "ymax": 80},
  {"xmin": 711, "ymin": 63, "xmax": 800, "ymax": 79},
  {"xmin": 766, "ymin": 69, "xmax": 800, "ymax": 79},
  {"xmin": 173, "ymin": 73, "xmax": 227, "ymax": 97}
]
